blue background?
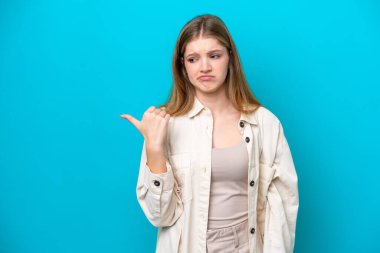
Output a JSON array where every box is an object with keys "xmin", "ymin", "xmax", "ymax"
[{"xmin": 1, "ymin": 0, "xmax": 379, "ymax": 252}]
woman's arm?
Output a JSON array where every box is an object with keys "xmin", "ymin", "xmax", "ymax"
[
  {"xmin": 136, "ymin": 139, "xmax": 183, "ymax": 228},
  {"xmin": 258, "ymin": 111, "xmax": 299, "ymax": 253},
  {"xmin": 121, "ymin": 106, "xmax": 183, "ymax": 227}
]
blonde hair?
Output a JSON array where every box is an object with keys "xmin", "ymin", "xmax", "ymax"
[{"xmin": 158, "ymin": 14, "xmax": 262, "ymax": 116}]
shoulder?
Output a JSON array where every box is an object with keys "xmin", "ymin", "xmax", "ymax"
[
  {"xmin": 167, "ymin": 113, "xmax": 188, "ymax": 126},
  {"xmin": 254, "ymin": 106, "xmax": 282, "ymax": 129},
  {"xmin": 253, "ymin": 106, "xmax": 287, "ymax": 154},
  {"xmin": 166, "ymin": 113, "xmax": 192, "ymax": 141}
]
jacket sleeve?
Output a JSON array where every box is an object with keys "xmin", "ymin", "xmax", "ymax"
[
  {"xmin": 259, "ymin": 120, "xmax": 299, "ymax": 253},
  {"xmin": 135, "ymin": 139, "xmax": 183, "ymax": 228}
]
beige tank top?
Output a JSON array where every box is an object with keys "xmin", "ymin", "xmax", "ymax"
[{"xmin": 207, "ymin": 138, "xmax": 249, "ymax": 229}]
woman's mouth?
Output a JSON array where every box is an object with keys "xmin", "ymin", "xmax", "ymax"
[{"xmin": 198, "ymin": 76, "xmax": 214, "ymax": 81}]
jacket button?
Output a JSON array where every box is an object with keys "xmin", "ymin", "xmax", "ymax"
[
  {"xmin": 250, "ymin": 227, "xmax": 255, "ymax": 234},
  {"xmin": 153, "ymin": 180, "xmax": 160, "ymax": 187},
  {"xmin": 239, "ymin": 121, "xmax": 244, "ymax": 128},
  {"xmin": 245, "ymin": 137, "xmax": 250, "ymax": 143},
  {"xmin": 250, "ymin": 180, "xmax": 255, "ymax": 187}
]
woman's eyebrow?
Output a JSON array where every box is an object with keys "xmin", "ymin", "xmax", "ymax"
[{"xmin": 185, "ymin": 49, "xmax": 224, "ymax": 57}]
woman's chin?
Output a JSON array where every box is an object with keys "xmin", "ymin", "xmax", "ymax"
[{"xmin": 196, "ymin": 84, "xmax": 224, "ymax": 95}]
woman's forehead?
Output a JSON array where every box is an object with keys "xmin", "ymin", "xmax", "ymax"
[{"xmin": 184, "ymin": 37, "xmax": 225, "ymax": 54}]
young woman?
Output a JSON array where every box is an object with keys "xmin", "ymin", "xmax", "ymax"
[{"xmin": 121, "ymin": 14, "xmax": 299, "ymax": 253}]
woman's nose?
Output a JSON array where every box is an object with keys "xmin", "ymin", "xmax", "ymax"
[{"xmin": 200, "ymin": 58, "xmax": 211, "ymax": 72}]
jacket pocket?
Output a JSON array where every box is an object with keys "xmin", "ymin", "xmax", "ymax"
[{"xmin": 169, "ymin": 153, "xmax": 193, "ymax": 204}]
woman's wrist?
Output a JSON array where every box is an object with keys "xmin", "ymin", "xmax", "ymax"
[{"xmin": 146, "ymin": 145, "xmax": 167, "ymax": 174}]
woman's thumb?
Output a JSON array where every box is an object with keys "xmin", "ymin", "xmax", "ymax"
[{"xmin": 120, "ymin": 114, "xmax": 140, "ymax": 129}]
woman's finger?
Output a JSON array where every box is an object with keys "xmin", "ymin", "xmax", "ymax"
[
  {"xmin": 147, "ymin": 106, "xmax": 156, "ymax": 113},
  {"xmin": 159, "ymin": 110, "xmax": 167, "ymax": 117},
  {"xmin": 120, "ymin": 114, "xmax": 141, "ymax": 130},
  {"xmin": 164, "ymin": 113, "xmax": 170, "ymax": 122},
  {"xmin": 153, "ymin": 108, "xmax": 163, "ymax": 116}
]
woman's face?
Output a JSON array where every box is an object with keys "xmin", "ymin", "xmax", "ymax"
[{"xmin": 183, "ymin": 36, "xmax": 230, "ymax": 96}]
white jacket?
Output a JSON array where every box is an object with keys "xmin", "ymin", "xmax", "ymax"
[{"xmin": 136, "ymin": 96, "xmax": 299, "ymax": 253}]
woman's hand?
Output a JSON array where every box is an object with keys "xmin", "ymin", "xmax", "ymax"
[
  {"xmin": 120, "ymin": 106, "xmax": 170, "ymax": 148},
  {"xmin": 120, "ymin": 106, "xmax": 170, "ymax": 173}
]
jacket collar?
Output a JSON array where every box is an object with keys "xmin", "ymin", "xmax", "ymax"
[{"xmin": 187, "ymin": 96, "xmax": 258, "ymax": 125}]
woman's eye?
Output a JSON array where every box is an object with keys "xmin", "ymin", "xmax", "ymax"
[
  {"xmin": 187, "ymin": 58, "xmax": 197, "ymax": 63},
  {"xmin": 186, "ymin": 54, "xmax": 220, "ymax": 63}
]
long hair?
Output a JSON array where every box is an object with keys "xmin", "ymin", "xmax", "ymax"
[{"xmin": 158, "ymin": 14, "xmax": 262, "ymax": 116}]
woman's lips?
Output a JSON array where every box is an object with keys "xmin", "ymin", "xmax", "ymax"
[{"xmin": 199, "ymin": 76, "xmax": 213, "ymax": 81}]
